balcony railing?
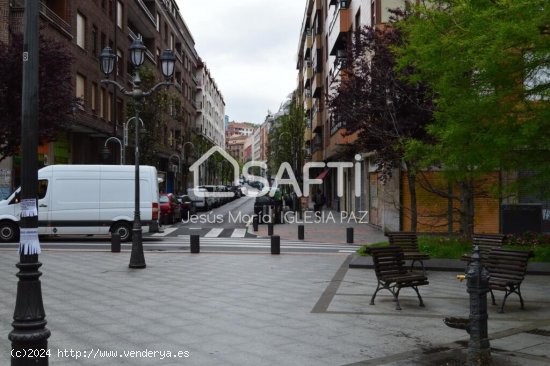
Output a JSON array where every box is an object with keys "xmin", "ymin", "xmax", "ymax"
[{"xmin": 39, "ymin": 1, "xmax": 72, "ymax": 37}]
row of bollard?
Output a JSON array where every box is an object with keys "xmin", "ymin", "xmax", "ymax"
[
  {"xmin": 252, "ymin": 219, "xmax": 354, "ymax": 243},
  {"xmin": 181, "ymin": 234, "xmax": 280, "ymax": 255}
]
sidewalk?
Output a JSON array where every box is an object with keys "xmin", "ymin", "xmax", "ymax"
[
  {"xmin": 249, "ymin": 209, "xmax": 388, "ymax": 245},
  {"xmin": 1, "ymin": 250, "xmax": 549, "ymax": 365}
]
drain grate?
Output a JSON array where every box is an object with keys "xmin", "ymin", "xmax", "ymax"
[{"xmin": 525, "ymin": 329, "xmax": 550, "ymax": 337}]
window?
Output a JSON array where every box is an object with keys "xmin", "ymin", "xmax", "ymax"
[
  {"xmin": 170, "ymin": 34, "xmax": 174, "ymax": 50},
  {"xmin": 91, "ymin": 82, "xmax": 98, "ymax": 113},
  {"xmin": 116, "ymin": 49, "xmax": 124, "ymax": 76},
  {"xmin": 92, "ymin": 25, "xmax": 98, "ymax": 56},
  {"xmin": 38, "ymin": 180, "xmax": 48, "ymax": 199},
  {"xmin": 156, "ymin": 14, "xmax": 160, "ymax": 32},
  {"xmin": 76, "ymin": 74, "xmax": 86, "ymax": 107},
  {"xmin": 116, "ymin": 1, "xmax": 123, "ymax": 28},
  {"xmin": 100, "ymin": 32, "xmax": 106, "ymax": 50},
  {"xmin": 99, "ymin": 88, "xmax": 105, "ymax": 118},
  {"xmin": 76, "ymin": 13, "xmax": 86, "ymax": 49},
  {"xmin": 107, "ymin": 92, "xmax": 113, "ymax": 121}
]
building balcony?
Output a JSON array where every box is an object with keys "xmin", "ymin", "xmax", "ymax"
[
  {"xmin": 328, "ymin": 5, "xmax": 351, "ymax": 56},
  {"xmin": 304, "ymin": 63, "xmax": 314, "ymax": 87},
  {"xmin": 304, "ymin": 96, "xmax": 313, "ymax": 112},
  {"xmin": 312, "ymin": 110, "xmax": 323, "ymax": 133},
  {"xmin": 312, "ymin": 73, "xmax": 322, "ymax": 98}
]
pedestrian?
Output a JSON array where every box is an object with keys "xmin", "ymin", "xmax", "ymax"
[{"xmin": 314, "ymin": 190, "xmax": 325, "ymax": 215}]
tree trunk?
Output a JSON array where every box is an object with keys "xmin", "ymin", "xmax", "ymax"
[
  {"xmin": 406, "ymin": 167, "xmax": 418, "ymax": 233},
  {"xmin": 459, "ymin": 179, "xmax": 475, "ymax": 239}
]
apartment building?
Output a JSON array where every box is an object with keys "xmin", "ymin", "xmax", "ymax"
[
  {"xmin": 296, "ymin": 0, "xmax": 406, "ymax": 230},
  {"xmin": 1, "ymin": 0, "xmax": 224, "ymax": 194},
  {"xmin": 225, "ymin": 122, "xmax": 256, "ymax": 138},
  {"xmin": 295, "ymin": 0, "xmax": 534, "ymax": 234},
  {"xmin": 195, "ymin": 58, "xmax": 225, "ymax": 148},
  {"xmin": 226, "ymin": 134, "xmax": 251, "ymax": 164}
]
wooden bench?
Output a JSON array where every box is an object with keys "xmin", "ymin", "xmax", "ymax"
[
  {"xmin": 367, "ymin": 246, "xmax": 429, "ymax": 310},
  {"xmin": 485, "ymin": 248, "xmax": 533, "ymax": 313},
  {"xmin": 386, "ymin": 232, "xmax": 430, "ymax": 274},
  {"xmin": 461, "ymin": 233, "xmax": 506, "ymax": 263}
]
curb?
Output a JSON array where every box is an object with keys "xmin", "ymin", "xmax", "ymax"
[{"xmin": 348, "ymin": 254, "xmax": 550, "ymax": 275}]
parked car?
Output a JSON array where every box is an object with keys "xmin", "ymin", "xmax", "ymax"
[
  {"xmin": 159, "ymin": 193, "xmax": 181, "ymax": 225},
  {"xmin": 187, "ymin": 188, "xmax": 209, "ymax": 211},
  {"xmin": 199, "ymin": 185, "xmax": 219, "ymax": 208},
  {"xmin": 177, "ymin": 194, "xmax": 195, "ymax": 220}
]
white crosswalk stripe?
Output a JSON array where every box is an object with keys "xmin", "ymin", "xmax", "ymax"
[
  {"xmin": 230, "ymin": 228, "xmax": 247, "ymax": 238},
  {"xmin": 151, "ymin": 227, "xmax": 178, "ymax": 237},
  {"xmin": 204, "ymin": 228, "xmax": 224, "ymax": 237}
]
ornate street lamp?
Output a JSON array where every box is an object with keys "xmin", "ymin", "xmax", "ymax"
[
  {"xmin": 102, "ymin": 137, "xmax": 124, "ymax": 165},
  {"xmin": 9, "ymin": 1, "xmax": 50, "ymax": 364},
  {"xmin": 99, "ymin": 36, "xmax": 175, "ymax": 269}
]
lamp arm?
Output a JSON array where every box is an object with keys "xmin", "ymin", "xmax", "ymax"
[
  {"xmin": 143, "ymin": 81, "xmax": 173, "ymax": 97},
  {"xmin": 101, "ymin": 79, "xmax": 132, "ymax": 96}
]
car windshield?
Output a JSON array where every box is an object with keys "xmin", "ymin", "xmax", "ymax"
[{"xmin": 159, "ymin": 196, "xmax": 169, "ymax": 203}]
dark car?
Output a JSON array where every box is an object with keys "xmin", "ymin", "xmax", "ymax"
[
  {"xmin": 177, "ymin": 194, "xmax": 195, "ymax": 221},
  {"xmin": 159, "ymin": 193, "xmax": 181, "ymax": 225}
]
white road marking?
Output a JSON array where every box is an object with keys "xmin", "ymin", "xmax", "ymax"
[{"xmin": 204, "ymin": 228, "xmax": 224, "ymax": 237}]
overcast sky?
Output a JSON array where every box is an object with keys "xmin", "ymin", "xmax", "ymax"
[{"xmin": 176, "ymin": 0, "xmax": 306, "ymax": 125}]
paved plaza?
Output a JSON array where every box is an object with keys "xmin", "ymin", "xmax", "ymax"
[{"xmin": 1, "ymin": 250, "xmax": 550, "ymax": 365}]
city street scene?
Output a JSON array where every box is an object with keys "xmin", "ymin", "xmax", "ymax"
[{"xmin": 0, "ymin": 0, "xmax": 549, "ymax": 365}]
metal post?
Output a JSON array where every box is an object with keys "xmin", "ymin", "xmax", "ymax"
[
  {"xmin": 129, "ymin": 96, "xmax": 145, "ymax": 269},
  {"xmin": 9, "ymin": 1, "xmax": 50, "ymax": 364},
  {"xmin": 268, "ymin": 223, "xmax": 274, "ymax": 236},
  {"xmin": 466, "ymin": 246, "xmax": 491, "ymax": 365},
  {"xmin": 346, "ymin": 227, "xmax": 354, "ymax": 244},
  {"xmin": 190, "ymin": 235, "xmax": 200, "ymax": 253},
  {"xmin": 298, "ymin": 225, "xmax": 304, "ymax": 240},
  {"xmin": 111, "ymin": 233, "xmax": 121, "ymax": 253},
  {"xmin": 271, "ymin": 235, "xmax": 280, "ymax": 255},
  {"xmin": 252, "ymin": 216, "xmax": 258, "ymax": 232}
]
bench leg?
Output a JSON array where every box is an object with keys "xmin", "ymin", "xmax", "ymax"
[
  {"xmin": 394, "ymin": 288, "xmax": 402, "ymax": 311},
  {"xmin": 490, "ymin": 290, "xmax": 496, "ymax": 306},
  {"xmin": 499, "ymin": 289, "xmax": 513, "ymax": 314},
  {"xmin": 370, "ymin": 282, "xmax": 382, "ymax": 306},
  {"xmin": 411, "ymin": 286, "xmax": 425, "ymax": 307},
  {"xmin": 518, "ymin": 285, "xmax": 525, "ymax": 310}
]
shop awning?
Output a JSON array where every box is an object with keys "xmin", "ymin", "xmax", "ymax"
[{"xmin": 315, "ymin": 169, "xmax": 330, "ymax": 180}]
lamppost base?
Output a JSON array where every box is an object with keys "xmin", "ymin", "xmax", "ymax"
[{"xmin": 129, "ymin": 228, "xmax": 146, "ymax": 269}]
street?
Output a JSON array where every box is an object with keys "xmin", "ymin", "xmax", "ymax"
[{"xmin": 0, "ymin": 193, "xmax": 359, "ymax": 254}]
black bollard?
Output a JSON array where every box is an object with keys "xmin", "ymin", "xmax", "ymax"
[
  {"xmin": 253, "ymin": 216, "xmax": 258, "ymax": 232},
  {"xmin": 346, "ymin": 227, "xmax": 354, "ymax": 244},
  {"xmin": 271, "ymin": 235, "xmax": 280, "ymax": 255},
  {"xmin": 190, "ymin": 235, "xmax": 200, "ymax": 254},
  {"xmin": 298, "ymin": 225, "xmax": 304, "ymax": 240},
  {"xmin": 111, "ymin": 233, "xmax": 121, "ymax": 253},
  {"xmin": 268, "ymin": 223, "xmax": 274, "ymax": 236}
]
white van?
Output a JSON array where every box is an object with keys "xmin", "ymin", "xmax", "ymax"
[{"xmin": 0, "ymin": 165, "xmax": 159, "ymax": 242}]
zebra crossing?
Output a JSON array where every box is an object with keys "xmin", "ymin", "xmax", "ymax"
[
  {"xmin": 151, "ymin": 226, "xmax": 254, "ymax": 238},
  {"xmin": 170, "ymin": 235, "xmax": 357, "ymax": 253}
]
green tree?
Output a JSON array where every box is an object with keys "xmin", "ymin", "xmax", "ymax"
[
  {"xmin": 268, "ymin": 93, "xmax": 306, "ymax": 182},
  {"xmin": 396, "ymin": 0, "xmax": 550, "ymax": 237}
]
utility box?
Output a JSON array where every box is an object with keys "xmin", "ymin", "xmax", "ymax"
[{"xmin": 501, "ymin": 204, "xmax": 542, "ymax": 234}]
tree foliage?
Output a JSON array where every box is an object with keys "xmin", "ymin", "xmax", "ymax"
[
  {"xmin": 396, "ymin": 0, "xmax": 550, "ymax": 236},
  {"xmin": 328, "ymin": 18, "xmax": 434, "ymax": 182},
  {"xmin": 397, "ymin": 0, "xmax": 550, "ymax": 192},
  {"xmin": 0, "ymin": 34, "xmax": 73, "ymax": 161},
  {"xmin": 268, "ymin": 93, "xmax": 306, "ymax": 180}
]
